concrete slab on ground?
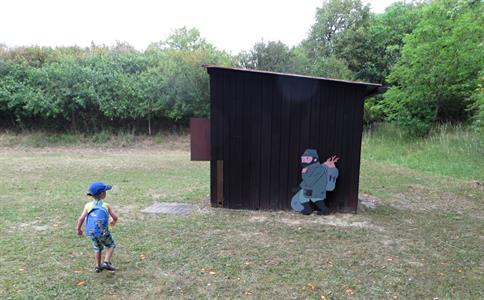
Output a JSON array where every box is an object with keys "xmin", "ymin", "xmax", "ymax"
[{"xmin": 141, "ymin": 202, "xmax": 194, "ymax": 215}]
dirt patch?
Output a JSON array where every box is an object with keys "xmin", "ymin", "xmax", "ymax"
[
  {"xmin": 246, "ymin": 210, "xmax": 381, "ymax": 230},
  {"xmin": 116, "ymin": 204, "xmax": 139, "ymax": 215},
  {"xmin": 196, "ymin": 197, "xmax": 214, "ymax": 213},
  {"xmin": 277, "ymin": 213, "xmax": 382, "ymax": 230},
  {"xmin": 238, "ymin": 231, "xmax": 264, "ymax": 238},
  {"xmin": 248, "ymin": 215, "xmax": 269, "ymax": 223},
  {"xmin": 115, "ymin": 204, "xmax": 145, "ymax": 223},
  {"xmin": 16, "ymin": 221, "xmax": 51, "ymax": 232},
  {"xmin": 358, "ymin": 193, "xmax": 381, "ymax": 212},
  {"xmin": 32, "ymin": 225, "xmax": 49, "ymax": 231},
  {"xmin": 467, "ymin": 180, "xmax": 484, "ymax": 191}
]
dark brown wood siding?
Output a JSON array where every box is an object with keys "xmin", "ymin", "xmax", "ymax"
[{"xmin": 208, "ymin": 68, "xmax": 367, "ymax": 212}]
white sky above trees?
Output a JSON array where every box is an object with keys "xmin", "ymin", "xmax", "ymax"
[{"xmin": 1, "ymin": 0, "xmax": 400, "ymax": 53}]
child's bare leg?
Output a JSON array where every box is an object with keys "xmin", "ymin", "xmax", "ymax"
[
  {"xmin": 95, "ymin": 252, "xmax": 102, "ymax": 267},
  {"xmin": 104, "ymin": 247, "xmax": 114, "ymax": 262}
]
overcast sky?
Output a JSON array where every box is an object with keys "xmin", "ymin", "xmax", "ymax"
[{"xmin": 1, "ymin": 0, "xmax": 401, "ymax": 54}]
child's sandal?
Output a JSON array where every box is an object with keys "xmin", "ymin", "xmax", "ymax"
[
  {"xmin": 102, "ymin": 261, "xmax": 116, "ymax": 271},
  {"xmin": 95, "ymin": 266, "xmax": 102, "ymax": 273}
]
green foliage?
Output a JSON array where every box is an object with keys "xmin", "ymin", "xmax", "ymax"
[
  {"xmin": 311, "ymin": 55, "xmax": 353, "ymax": 80},
  {"xmin": 161, "ymin": 27, "xmax": 213, "ymax": 51},
  {"xmin": 302, "ymin": 0, "xmax": 371, "ymax": 79},
  {"xmin": 360, "ymin": 1, "xmax": 424, "ymax": 125},
  {"xmin": 361, "ymin": 1, "xmax": 423, "ymax": 83},
  {"xmin": 467, "ymin": 72, "xmax": 484, "ymax": 132},
  {"xmin": 238, "ymin": 40, "xmax": 298, "ymax": 73},
  {"xmin": 23, "ymin": 132, "xmax": 81, "ymax": 147},
  {"xmin": 383, "ymin": 0, "xmax": 484, "ymax": 135},
  {"xmin": 153, "ymin": 28, "xmax": 234, "ymax": 123},
  {"xmin": 306, "ymin": 0, "xmax": 371, "ymax": 58},
  {"xmin": 363, "ymin": 95, "xmax": 386, "ymax": 124},
  {"xmin": 0, "ymin": 28, "xmax": 234, "ymax": 134},
  {"xmin": 92, "ymin": 130, "xmax": 111, "ymax": 143},
  {"xmin": 238, "ymin": 39, "xmax": 354, "ymax": 79}
]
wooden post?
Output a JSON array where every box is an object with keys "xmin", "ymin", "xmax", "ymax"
[{"xmin": 217, "ymin": 160, "xmax": 224, "ymax": 206}]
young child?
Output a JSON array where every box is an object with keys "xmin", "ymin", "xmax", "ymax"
[{"xmin": 76, "ymin": 181, "xmax": 118, "ymax": 273}]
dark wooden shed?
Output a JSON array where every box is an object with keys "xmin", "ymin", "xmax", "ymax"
[{"xmin": 196, "ymin": 66, "xmax": 382, "ymax": 213}]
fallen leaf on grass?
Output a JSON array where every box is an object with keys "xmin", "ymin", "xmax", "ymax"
[
  {"xmin": 345, "ymin": 288, "xmax": 354, "ymax": 295},
  {"xmin": 18, "ymin": 268, "xmax": 24, "ymax": 272},
  {"xmin": 77, "ymin": 281, "xmax": 86, "ymax": 286},
  {"xmin": 321, "ymin": 296, "xmax": 328, "ymax": 300},
  {"xmin": 209, "ymin": 271, "xmax": 217, "ymax": 275},
  {"xmin": 243, "ymin": 290, "xmax": 253, "ymax": 296},
  {"xmin": 307, "ymin": 283, "xmax": 317, "ymax": 290},
  {"xmin": 74, "ymin": 270, "xmax": 82, "ymax": 273},
  {"xmin": 140, "ymin": 254, "xmax": 145, "ymax": 260}
]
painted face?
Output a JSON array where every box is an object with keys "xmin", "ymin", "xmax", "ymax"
[{"xmin": 301, "ymin": 156, "xmax": 313, "ymax": 164}]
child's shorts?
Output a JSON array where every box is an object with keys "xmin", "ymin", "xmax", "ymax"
[{"xmin": 91, "ymin": 233, "xmax": 116, "ymax": 253}]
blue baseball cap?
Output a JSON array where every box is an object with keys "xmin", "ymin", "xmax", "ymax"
[{"xmin": 87, "ymin": 181, "xmax": 112, "ymax": 196}]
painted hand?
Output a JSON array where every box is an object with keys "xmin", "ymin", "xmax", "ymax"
[{"xmin": 324, "ymin": 155, "xmax": 340, "ymax": 168}]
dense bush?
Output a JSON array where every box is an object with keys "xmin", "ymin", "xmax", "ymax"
[
  {"xmin": 382, "ymin": 0, "xmax": 483, "ymax": 135},
  {"xmin": 0, "ymin": 29, "xmax": 232, "ymax": 134}
]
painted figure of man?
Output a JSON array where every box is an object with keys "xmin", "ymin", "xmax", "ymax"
[{"xmin": 291, "ymin": 149, "xmax": 339, "ymax": 215}]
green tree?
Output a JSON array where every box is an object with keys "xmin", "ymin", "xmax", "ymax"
[
  {"xmin": 133, "ymin": 69, "xmax": 166, "ymax": 135},
  {"xmin": 27, "ymin": 58, "xmax": 101, "ymax": 131},
  {"xmin": 310, "ymin": 55, "xmax": 353, "ymax": 79},
  {"xmin": 362, "ymin": 1, "xmax": 424, "ymax": 83},
  {"xmin": 468, "ymin": 71, "xmax": 484, "ymax": 132},
  {"xmin": 156, "ymin": 27, "xmax": 213, "ymax": 51},
  {"xmin": 286, "ymin": 44, "xmax": 353, "ymax": 79},
  {"xmin": 238, "ymin": 40, "xmax": 298, "ymax": 73},
  {"xmin": 361, "ymin": 1, "xmax": 424, "ymax": 124},
  {"xmin": 305, "ymin": 0, "xmax": 371, "ymax": 58},
  {"xmin": 301, "ymin": 0, "xmax": 372, "ymax": 79},
  {"xmin": 148, "ymin": 28, "xmax": 234, "ymax": 125},
  {"xmin": 383, "ymin": 0, "xmax": 483, "ymax": 135}
]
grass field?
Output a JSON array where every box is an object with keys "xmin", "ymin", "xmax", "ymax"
[{"xmin": 0, "ymin": 126, "xmax": 482, "ymax": 299}]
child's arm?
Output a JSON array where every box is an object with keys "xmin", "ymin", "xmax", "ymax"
[
  {"xmin": 108, "ymin": 206, "xmax": 118, "ymax": 226},
  {"xmin": 76, "ymin": 210, "xmax": 88, "ymax": 236}
]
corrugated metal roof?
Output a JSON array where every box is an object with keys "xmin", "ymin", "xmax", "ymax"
[{"xmin": 202, "ymin": 65, "xmax": 384, "ymax": 96}]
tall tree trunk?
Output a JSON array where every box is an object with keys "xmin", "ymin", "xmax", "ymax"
[
  {"xmin": 71, "ymin": 110, "xmax": 77, "ymax": 132},
  {"xmin": 148, "ymin": 116, "xmax": 152, "ymax": 136}
]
